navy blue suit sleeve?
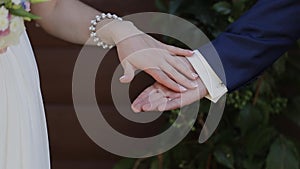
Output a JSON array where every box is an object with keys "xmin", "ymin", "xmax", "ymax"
[{"xmin": 199, "ymin": 0, "xmax": 300, "ymax": 92}]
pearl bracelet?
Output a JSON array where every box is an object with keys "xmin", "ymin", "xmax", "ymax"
[{"xmin": 89, "ymin": 13, "xmax": 123, "ymax": 49}]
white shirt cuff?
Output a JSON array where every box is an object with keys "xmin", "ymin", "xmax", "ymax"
[{"xmin": 187, "ymin": 50, "xmax": 228, "ymax": 103}]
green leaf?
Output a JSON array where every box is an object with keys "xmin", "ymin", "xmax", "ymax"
[
  {"xmin": 212, "ymin": 129, "xmax": 236, "ymax": 144},
  {"xmin": 29, "ymin": 0, "xmax": 48, "ymax": 3},
  {"xmin": 244, "ymin": 127, "xmax": 277, "ymax": 158},
  {"xmin": 266, "ymin": 137, "xmax": 299, "ymax": 169},
  {"xmin": 212, "ymin": 1, "xmax": 232, "ymax": 15},
  {"xmin": 213, "ymin": 145, "xmax": 235, "ymax": 169},
  {"xmin": 9, "ymin": 7, "xmax": 40, "ymax": 20},
  {"xmin": 113, "ymin": 158, "xmax": 136, "ymax": 169},
  {"xmin": 236, "ymin": 105, "xmax": 263, "ymax": 135}
]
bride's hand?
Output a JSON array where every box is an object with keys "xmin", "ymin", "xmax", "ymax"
[
  {"xmin": 117, "ymin": 34, "xmax": 199, "ymax": 92},
  {"xmin": 97, "ymin": 20, "xmax": 198, "ymax": 92}
]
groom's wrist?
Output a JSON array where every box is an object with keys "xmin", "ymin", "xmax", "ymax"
[{"xmin": 187, "ymin": 50, "xmax": 228, "ymax": 103}]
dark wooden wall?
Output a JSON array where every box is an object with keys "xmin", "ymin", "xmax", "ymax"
[{"xmin": 26, "ymin": 1, "xmax": 157, "ymax": 169}]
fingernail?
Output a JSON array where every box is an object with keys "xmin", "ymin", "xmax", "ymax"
[
  {"xmin": 188, "ymin": 50, "xmax": 194, "ymax": 55},
  {"xmin": 179, "ymin": 86, "xmax": 187, "ymax": 92},
  {"xmin": 191, "ymin": 82, "xmax": 198, "ymax": 88},
  {"xmin": 119, "ymin": 75, "xmax": 126, "ymax": 80},
  {"xmin": 192, "ymin": 73, "xmax": 198, "ymax": 78}
]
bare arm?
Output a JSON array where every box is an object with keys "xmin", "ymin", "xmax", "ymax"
[
  {"xmin": 31, "ymin": 0, "xmax": 199, "ymax": 92},
  {"xmin": 31, "ymin": 0, "xmax": 98, "ymax": 44}
]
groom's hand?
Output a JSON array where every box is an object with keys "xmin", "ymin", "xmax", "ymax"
[
  {"xmin": 117, "ymin": 34, "xmax": 199, "ymax": 92},
  {"xmin": 131, "ymin": 57, "xmax": 208, "ymax": 112}
]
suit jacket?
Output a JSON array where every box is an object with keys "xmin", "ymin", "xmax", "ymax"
[{"xmin": 199, "ymin": 0, "xmax": 300, "ymax": 92}]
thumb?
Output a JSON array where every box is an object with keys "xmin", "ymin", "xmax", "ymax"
[{"xmin": 120, "ymin": 61, "xmax": 135, "ymax": 83}]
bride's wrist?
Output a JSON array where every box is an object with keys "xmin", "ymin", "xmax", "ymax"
[
  {"xmin": 111, "ymin": 21, "xmax": 144, "ymax": 44},
  {"xmin": 89, "ymin": 13, "xmax": 144, "ymax": 49},
  {"xmin": 89, "ymin": 13, "xmax": 122, "ymax": 49},
  {"xmin": 95, "ymin": 20, "xmax": 121, "ymax": 45}
]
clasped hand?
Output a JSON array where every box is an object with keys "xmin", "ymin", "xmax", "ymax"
[
  {"xmin": 116, "ymin": 34, "xmax": 208, "ymax": 112},
  {"xmin": 117, "ymin": 34, "xmax": 199, "ymax": 92}
]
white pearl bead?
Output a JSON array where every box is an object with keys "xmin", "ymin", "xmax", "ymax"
[
  {"xmin": 101, "ymin": 13, "xmax": 106, "ymax": 18},
  {"xmin": 90, "ymin": 13, "xmax": 121, "ymax": 49},
  {"xmin": 90, "ymin": 32, "xmax": 96, "ymax": 37},
  {"xmin": 102, "ymin": 44, "xmax": 108, "ymax": 49},
  {"xmin": 89, "ymin": 26, "xmax": 95, "ymax": 31},
  {"xmin": 96, "ymin": 15, "xmax": 101, "ymax": 22},
  {"xmin": 93, "ymin": 37, "xmax": 99, "ymax": 42},
  {"xmin": 97, "ymin": 42, "xmax": 104, "ymax": 46},
  {"xmin": 112, "ymin": 14, "xmax": 118, "ymax": 19}
]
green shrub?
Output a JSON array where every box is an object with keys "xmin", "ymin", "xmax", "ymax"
[{"xmin": 114, "ymin": 0, "xmax": 300, "ymax": 168}]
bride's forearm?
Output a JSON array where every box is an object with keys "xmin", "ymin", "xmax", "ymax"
[
  {"xmin": 31, "ymin": 0, "xmax": 198, "ymax": 93},
  {"xmin": 31, "ymin": 0, "xmax": 100, "ymax": 44}
]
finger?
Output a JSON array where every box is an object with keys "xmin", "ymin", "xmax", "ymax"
[
  {"xmin": 132, "ymin": 86, "xmax": 156, "ymax": 105},
  {"xmin": 164, "ymin": 44, "xmax": 194, "ymax": 57},
  {"xmin": 120, "ymin": 61, "xmax": 136, "ymax": 83},
  {"xmin": 142, "ymin": 93, "xmax": 167, "ymax": 112},
  {"xmin": 133, "ymin": 91, "xmax": 162, "ymax": 112},
  {"xmin": 166, "ymin": 57, "xmax": 198, "ymax": 80},
  {"xmin": 143, "ymin": 98, "xmax": 168, "ymax": 112},
  {"xmin": 132, "ymin": 83, "xmax": 182, "ymax": 112},
  {"xmin": 137, "ymin": 90, "xmax": 161, "ymax": 107},
  {"xmin": 132, "ymin": 86, "xmax": 157, "ymax": 112},
  {"xmin": 160, "ymin": 64, "xmax": 198, "ymax": 89},
  {"xmin": 153, "ymin": 83, "xmax": 182, "ymax": 99},
  {"xmin": 159, "ymin": 87, "xmax": 204, "ymax": 111},
  {"xmin": 158, "ymin": 98, "xmax": 183, "ymax": 111},
  {"xmin": 146, "ymin": 69, "xmax": 188, "ymax": 92}
]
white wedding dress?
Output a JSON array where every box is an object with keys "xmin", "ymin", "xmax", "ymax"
[{"xmin": 0, "ymin": 31, "xmax": 50, "ymax": 169}]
